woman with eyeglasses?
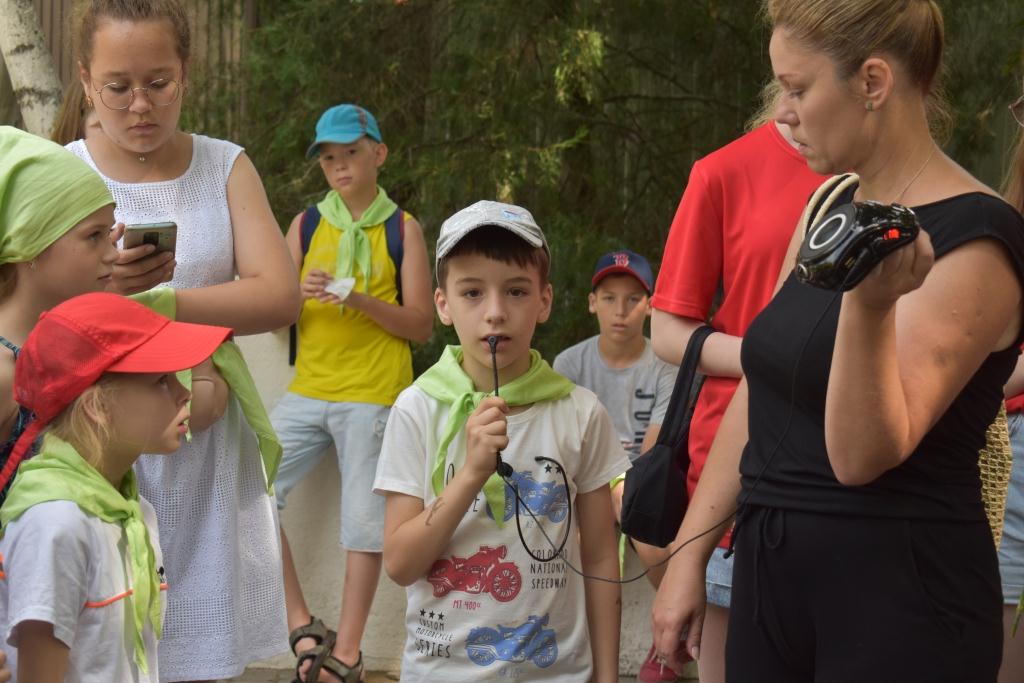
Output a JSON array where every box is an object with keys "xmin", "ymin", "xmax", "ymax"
[
  {"xmin": 65, "ymin": 1, "xmax": 299, "ymax": 682},
  {"xmin": 997, "ymin": 90, "xmax": 1024, "ymax": 683}
]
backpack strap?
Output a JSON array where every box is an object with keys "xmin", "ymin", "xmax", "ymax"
[
  {"xmin": 291, "ymin": 205, "xmax": 322, "ymax": 366},
  {"xmin": 799, "ymin": 173, "xmax": 860, "ymax": 236},
  {"xmin": 299, "ymin": 205, "xmax": 322, "ymax": 257},
  {"xmin": 384, "ymin": 208, "xmax": 405, "ymax": 305}
]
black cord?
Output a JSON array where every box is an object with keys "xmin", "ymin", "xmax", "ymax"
[
  {"xmin": 488, "ymin": 335, "xmax": 514, "ymax": 478},
  {"xmin": 484, "ymin": 278, "xmax": 848, "ymax": 585}
]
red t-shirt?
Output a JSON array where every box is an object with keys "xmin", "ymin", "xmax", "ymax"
[
  {"xmin": 652, "ymin": 123, "xmax": 827, "ymax": 539},
  {"xmin": 1007, "ymin": 351, "xmax": 1023, "ymax": 413}
]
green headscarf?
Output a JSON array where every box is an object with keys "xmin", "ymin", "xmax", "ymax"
[
  {"xmin": 414, "ymin": 346, "xmax": 574, "ymax": 525},
  {"xmin": 316, "ymin": 186, "xmax": 398, "ymax": 289},
  {"xmin": 0, "ymin": 126, "xmax": 113, "ymax": 264},
  {"xmin": 1, "ymin": 436, "xmax": 162, "ymax": 673}
]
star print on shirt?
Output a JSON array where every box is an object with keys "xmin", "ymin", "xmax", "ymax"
[
  {"xmin": 429, "ymin": 611, "xmax": 435, "ymax": 619},
  {"xmin": 420, "ymin": 609, "xmax": 426, "ymax": 617},
  {"xmin": 437, "ymin": 612, "xmax": 445, "ymax": 621}
]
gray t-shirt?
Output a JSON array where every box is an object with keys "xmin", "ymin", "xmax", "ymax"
[{"xmin": 553, "ymin": 336, "xmax": 677, "ymax": 459}]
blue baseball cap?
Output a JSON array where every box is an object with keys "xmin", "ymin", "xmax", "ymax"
[
  {"xmin": 306, "ymin": 104, "xmax": 382, "ymax": 158},
  {"xmin": 591, "ymin": 249, "xmax": 654, "ymax": 293}
]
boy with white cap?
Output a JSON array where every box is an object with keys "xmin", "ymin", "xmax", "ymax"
[{"xmin": 374, "ymin": 200, "xmax": 630, "ymax": 682}]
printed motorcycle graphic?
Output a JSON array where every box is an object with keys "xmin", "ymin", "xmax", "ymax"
[
  {"xmin": 487, "ymin": 470, "xmax": 568, "ymax": 523},
  {"xmin": 465, "ymin": 614, "xmax": 558, "ymax": 668},
  {"xmin": 427, "ymin": 545, "xmax": 522, "ymax": 602}
]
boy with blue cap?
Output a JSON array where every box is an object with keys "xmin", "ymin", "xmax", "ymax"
[
  {"xmin": 554, "ymin": 250, "xmax": 677, "ymax": 461},
  {"xmin": 274, "ymin": 104, "xmax": 434, "ymax": 682},
  {"xmin": 554, "ymin": 249, "xmax": 681, "ymax": 681}
]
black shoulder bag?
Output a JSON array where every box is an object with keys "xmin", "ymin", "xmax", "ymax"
[{"xmin": 620, "ymin": 325, "xmax": 715, "ymax": 547}]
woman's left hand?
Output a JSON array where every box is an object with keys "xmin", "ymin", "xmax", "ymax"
[{"xmin": 847, "ymin": 230, "xmax": 934, "ymax": 310}]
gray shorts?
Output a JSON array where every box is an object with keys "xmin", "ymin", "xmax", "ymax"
[
  {"xmin": 271, "ymin": 392, "xmax": 389, "ymax": 552},
  {"xmin": 706, "ymin": 545, "xmax": 733, "ymax": 608},
  {"xmin": 999, "ymin": 411, "xmax": 1024, "ymax": 604}
]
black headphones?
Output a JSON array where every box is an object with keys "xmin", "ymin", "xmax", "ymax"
[{"xmin": 796, "ymin": 201, "xmax": 920, "ymax": 291}]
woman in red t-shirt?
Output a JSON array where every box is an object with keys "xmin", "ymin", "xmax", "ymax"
[
  {"xmin": 998, "ymin": 90, "xmax": 1024, "ymax": 683},
  {"xmin": 643, "ymin": 120, "xmax": 823, "ymax": 682}
]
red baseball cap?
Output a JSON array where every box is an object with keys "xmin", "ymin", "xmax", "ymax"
[{"xmin": 0, "ymin": 292, "xmax": 233, "ymax": 490}]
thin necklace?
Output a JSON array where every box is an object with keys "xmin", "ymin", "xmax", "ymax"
[
  {"xmin": 138, "ymin": 154, "xmax": 146, "ymax": 163},
  {"xmin": 891, "ymin": 145, "xmax": 936, "ymax": 205}
]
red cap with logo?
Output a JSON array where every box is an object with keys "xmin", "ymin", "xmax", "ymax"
[{"xmin": 0, "ymin": 292, "xmax": 233, "ymax": 490}]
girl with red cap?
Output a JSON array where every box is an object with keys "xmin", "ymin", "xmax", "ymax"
[{"xmin": 0, "ymin": 292, "xmax": 231, "ymax": 683}]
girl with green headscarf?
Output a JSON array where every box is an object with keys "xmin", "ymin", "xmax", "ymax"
[{"xmin": 0, "ymin": 126, "xmax": 119, "ymax": 504}]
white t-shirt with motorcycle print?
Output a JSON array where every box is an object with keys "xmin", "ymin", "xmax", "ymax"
[{"xmin": 374, "ymin": 384, "xmax": 630, "ymax": 682}]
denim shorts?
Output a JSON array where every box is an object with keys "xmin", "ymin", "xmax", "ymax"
[
  {"xmin": 271, "ymin": 392, "xmax": 389, "ymax": 552},
  {"xmin": 999, "ymin": 411, "xmax": 1024, "ymax": 604},
  {"xmin": 706, "ymin": 545, "xmax": 733, "ymax": 608}
]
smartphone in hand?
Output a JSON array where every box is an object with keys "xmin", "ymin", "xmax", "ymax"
[{"xmin": 123, "ymin": 222, "xmax": 177, "ymax": 254}]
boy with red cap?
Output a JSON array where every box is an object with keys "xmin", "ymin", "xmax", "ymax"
[{"xmin": 0, "ymin": 293, "xmax": 231, "ymax": 682}]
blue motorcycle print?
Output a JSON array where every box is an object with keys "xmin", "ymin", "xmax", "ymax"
[
  {"xmin": 488, "ymin": 470, "xmax": 569, "ymax": 523},
  {"xmin": 465, "ymin": 614, "xmax": 558, "ymax": 668}
]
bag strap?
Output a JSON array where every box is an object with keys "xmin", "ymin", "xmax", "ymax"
[
  {"xmin": 798, "ymin": 173, "xmax": 860, "ymax": 237},
  {"xmin": 656, "ymin": 325, "xmax": 716, "ymax": 450}
]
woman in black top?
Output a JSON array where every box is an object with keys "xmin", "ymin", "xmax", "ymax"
[{"xmin": 651, "ymin": 1, "xmax": 1024, "ymax": 681}]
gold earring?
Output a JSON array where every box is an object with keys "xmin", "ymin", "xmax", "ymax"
[
  {"xmin": 865, "ymin": 101, "xmax": 874, "ymax": 111},
  {"xmin": 85, "ymin": 95, "xmax": 93, "ymax": 108}
]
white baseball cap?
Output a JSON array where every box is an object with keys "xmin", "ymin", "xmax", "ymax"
[{"xmin": 435, "ymin": 200, "xmax": 549, "ymax": 268}]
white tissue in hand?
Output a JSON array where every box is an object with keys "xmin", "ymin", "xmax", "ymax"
[{"xmin": 324, "ymin": 277, "xmax": 355, "ymax": 302}]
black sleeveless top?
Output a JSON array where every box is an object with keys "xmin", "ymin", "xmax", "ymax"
[{"xmin": 739, "ymin": 191, "xmax": 1024, "ymax": 521}]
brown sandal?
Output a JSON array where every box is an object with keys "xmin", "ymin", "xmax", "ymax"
[
  {"xmin": 289, "ymin": 616, "xmax": 338, "ymax": 683},
  {"xmin": 297, "ymin": 648, "xmax": 364, "ymax": 683}
]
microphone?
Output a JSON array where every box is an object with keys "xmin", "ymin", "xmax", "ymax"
[{"xmin": 487, "ymin": 335, "xmax": 514, "ymax": 478}]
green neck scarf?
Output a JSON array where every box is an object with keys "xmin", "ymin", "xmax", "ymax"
[
  {"xmin": 130, "ymin": 288, "xmax": 282, "ymax": 490},
  {"xmin": 0, "ymin": 436, "xmax": 160, "ymax": 673},
  {"xmin": 316, "ymin": 186, "xmax": 398, "ymax": 289},
  {"xmin": 414, "ymin": 345, "xmax": 574, "ymax": 525}
]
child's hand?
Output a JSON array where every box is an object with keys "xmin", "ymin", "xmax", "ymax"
[
  {"xmin": 188, "ymin": 358, "xmax": 228, "ymax": 433},
  {"xmin": 301, "ymin": 268, "xmax": 333, "ymax": 300},
  {"xmin": 0, "ymin": 649, "xmax": 9, "ymax": 683},
  {"xmin": 464, "ymin": 397, "xmax": 509, "ymax": 480}
]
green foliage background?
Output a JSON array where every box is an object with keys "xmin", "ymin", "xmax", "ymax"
[{"xmin": 184, "ymin": 0, "xmax": 1024, "ymax": 372}]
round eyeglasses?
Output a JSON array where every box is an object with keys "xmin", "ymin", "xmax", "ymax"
[{"xmin": 92, "ymin": 78, "xmax": 181, "ymax": 110}]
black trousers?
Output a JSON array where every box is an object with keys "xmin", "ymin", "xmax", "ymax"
[{"xmin": 725, "ymin": 506, "xmax": 1002, "ymax": 683}]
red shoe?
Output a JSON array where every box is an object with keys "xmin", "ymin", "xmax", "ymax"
[{"xmin": 638, "ymin": 643, "xmax": 687, "ymax": 682}]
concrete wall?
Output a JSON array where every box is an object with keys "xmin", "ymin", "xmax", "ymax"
[{"xmin": 236, "ymin": 330, "xmax": 696, "ymax": 678}]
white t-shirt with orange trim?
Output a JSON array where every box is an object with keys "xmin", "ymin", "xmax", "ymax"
[{"xmin": 0, "ymin": 498, "xmax": 165, "ymax": 682}]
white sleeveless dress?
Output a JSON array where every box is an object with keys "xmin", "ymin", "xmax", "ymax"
[{"xmin": 68, "ymin": 135, "xmax": 288, "ymax": 681}]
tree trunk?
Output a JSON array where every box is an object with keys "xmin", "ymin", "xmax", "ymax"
[{"xmin": 0, "ymin": 0, "xmax": 62, "ymax": 136}]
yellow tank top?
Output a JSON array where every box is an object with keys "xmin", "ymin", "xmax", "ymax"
[{"xmin": 289, "ymin": 214, "xmax": 413, "ymax": 405}]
